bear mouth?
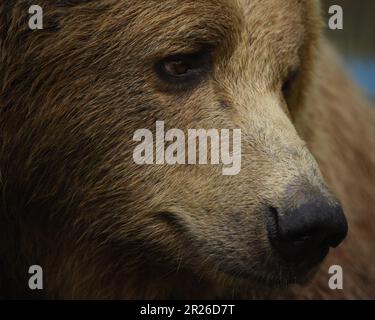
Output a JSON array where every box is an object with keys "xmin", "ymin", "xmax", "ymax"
[
  {"xmin": 199, "ymin": 239, "xmax": 328, "ymax": 289},
  {"xmin": 157, "ymin": 211, "xmax": 327, "ymax": 289},
  {"xmin": 215, "ymin": 260, "xmax": 323, "ymax": 289}
]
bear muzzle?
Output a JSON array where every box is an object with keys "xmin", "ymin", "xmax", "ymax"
[{"xmin": 266, "ymin": 199, "xmax": 348, "ymax": 273}]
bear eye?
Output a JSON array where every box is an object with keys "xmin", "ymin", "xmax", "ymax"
[
  {"xmin": 282, "ymin": 69, "xmax": 300, "ymax": 100},
  {"xmin": 163, "ymin": 60, "xmax": 191, "ymax": 77},
  {"xmin": 155, "ymin": 48, "xmax": 213, "ymax": 88}
]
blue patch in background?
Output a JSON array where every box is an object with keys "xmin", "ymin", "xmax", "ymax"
[{"xmin": 346, "ymin": 59, "xmax": 375, "ymax": 100}]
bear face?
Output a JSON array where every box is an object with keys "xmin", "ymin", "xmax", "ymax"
[{"xmin": 0, "ymin": 0, "xmax": 351, "ymax": 298}]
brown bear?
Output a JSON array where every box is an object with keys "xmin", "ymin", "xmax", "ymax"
[{"xmin": 0, "ymin": 0, "xmax": 374, "ymax": 299}]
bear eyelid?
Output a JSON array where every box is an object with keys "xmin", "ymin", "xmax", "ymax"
[{"xmin": 154, "ymin": 47, "xmax": 214, "ymax": 90}]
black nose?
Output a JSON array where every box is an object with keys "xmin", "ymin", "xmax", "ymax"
[{"xmin": 267, "ymin": 200, "xmax": 348, "ymax": 266}]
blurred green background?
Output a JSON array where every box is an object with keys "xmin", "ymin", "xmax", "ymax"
[{"xmin": 322, "ymin": 0, "xmax": 375, "ymax": 99}]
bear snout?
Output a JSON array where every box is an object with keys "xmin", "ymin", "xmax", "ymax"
[{"xmin": 266, "ymin": 199, "xmax": 348, "ymax": 271}]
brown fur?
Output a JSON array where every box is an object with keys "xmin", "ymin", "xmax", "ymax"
[{"xmin": 0, "ymin": 0, "xmax": 374, "ymax": 299}]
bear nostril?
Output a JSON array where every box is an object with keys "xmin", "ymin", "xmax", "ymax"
[{"xmin": 267, "ymin": 201, "xmax": 348, "ymax": 266}]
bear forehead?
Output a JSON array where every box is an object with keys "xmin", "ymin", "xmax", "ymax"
[
  {"xmin": 81, "ymin": 0, "xmax": 312, "ymax": 62},
  {"xmin": 29, "ymin": 0, "xmax": 314, "ymax": 64}
]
